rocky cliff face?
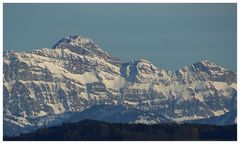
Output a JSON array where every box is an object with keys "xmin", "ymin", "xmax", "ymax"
[{"xmin": 3, "ymin": 35, "xmax": 237, "ymax": 136}]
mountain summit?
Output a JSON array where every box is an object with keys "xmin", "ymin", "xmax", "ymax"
[
  {"xmin": 53, "ymin": 35, "xmax": 103, "ymax": 54},
  {"xmin": 52, "ymin": 35, "xmax": 121, "ymax": 66},
  {"xmin": 3, "ymin": 35, "xmax": 237, "ymax": 136}
]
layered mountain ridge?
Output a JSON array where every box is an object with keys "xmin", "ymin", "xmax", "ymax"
[{"xmin": 3, "ymin": 35, "xmax": 237, "ymax": 136}]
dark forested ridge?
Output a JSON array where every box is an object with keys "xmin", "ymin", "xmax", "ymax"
[{"xmin": 4, "ymin": 119, "xmax": 237, "ymax": 141}]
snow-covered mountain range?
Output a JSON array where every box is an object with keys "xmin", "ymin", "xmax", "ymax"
[{"xmin": 3, "ymin": 35, "xmax": 237, "ymax": 136}]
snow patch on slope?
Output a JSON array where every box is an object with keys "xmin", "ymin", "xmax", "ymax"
[
  {"xmin": 210, "ymin": 81, "xmax": 237, "ymax": 91},
  {"xmin": 47, "ymin": 103, "xmax": 66, "ymax": 114},
  {"xmin": 102, "ymin": 75, "xmax": 126, "ymax": 90}
]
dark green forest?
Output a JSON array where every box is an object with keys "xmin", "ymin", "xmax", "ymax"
[{"xmin": 4, "ymin": 119, "xmax": 237, "ymax": 141}]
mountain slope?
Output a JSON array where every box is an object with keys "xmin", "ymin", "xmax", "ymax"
[{"xmin": 3, "ymin": 34, "xmax": 237, "ymax": 136}]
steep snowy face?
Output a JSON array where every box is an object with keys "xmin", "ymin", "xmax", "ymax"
[
  {"xmin": 52, "ymin": 35, "xmax": 121, "ymax": 66},
  {"xmin": 3, "ymin": 48, "xmax": 122, "ymax": 119}
]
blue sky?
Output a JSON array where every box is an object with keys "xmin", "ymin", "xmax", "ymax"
[{"xmin": 3, "ymin": 3, "xmax": 237, "ymax": 71}]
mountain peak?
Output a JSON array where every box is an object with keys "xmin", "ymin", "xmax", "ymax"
[
  {"xmin": 195, "ymin": 60, "xmax": 217, "ymax": 67},
  {"xmin": 52, "ymin": 35, "xmax": 121, "ymax": 66},
  {"xmin": 52, "ymin": 34, "xmax": 105, "ymax": 56},
  {"xmin": 52, "ymin": 34, "xmax": 97, "ymax": 49},
  {"xmin": 191, "ymin": 60, "xmax": 227, "ymax": 72},
  {"xmin": 137, "ymin": 58, "xmax": 151, "ymax": 64}
]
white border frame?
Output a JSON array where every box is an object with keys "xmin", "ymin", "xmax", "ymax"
[{"xmin": 1, "ymin": 1, "xmax": 238, "ymax": 144}]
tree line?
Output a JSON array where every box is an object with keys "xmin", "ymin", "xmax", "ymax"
[{"xmin": 4, "ymin": 119, "xmax": 237, "ymax": 141}]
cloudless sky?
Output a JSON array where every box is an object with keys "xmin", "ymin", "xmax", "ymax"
[{"xmin": 3, "ymin": 3, "xmax": 237, "ymax": 71}]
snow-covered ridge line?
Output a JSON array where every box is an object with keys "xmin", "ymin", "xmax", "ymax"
[{"xmin": 3, "ymin": 47, "xmax": 235, "ymax": 75}]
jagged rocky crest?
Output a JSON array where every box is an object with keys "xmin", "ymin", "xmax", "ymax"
[{"xmin": 3, "ymin": 35, "xmax": 237, "ymax": 136}]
